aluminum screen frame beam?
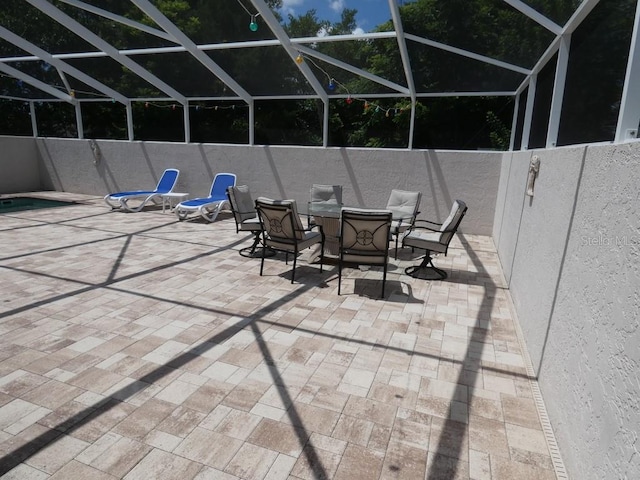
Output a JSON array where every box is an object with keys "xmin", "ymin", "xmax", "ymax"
[
  {"xmin": 250, "ymin": 0, "xmax": 330, "ymax": 146},
  {"xmin": 58, "ymin": 0, "xmax": 176, "ymax": 43},
  {"xmin": 26, "ymin": 0, "xmax": 187, "ymax": 105},
  {"xmin": 512, "ymin": 0, "xmax": 601, "ymax": 151},
  {"xmin": 1, "ymin": 29, "xmax": 531, "ymax": 88},
  {"xmin": 131, "ymin": 0, "xmax": 251, "ymax": 104},
  {"xmin": 131, "ymin": 0, "xmax": 253, "ymax": 143},
  {"xmin": 502, "ymin": 0, "xmax": 562, "ymax": 35},
  {"xmin": 546, "ymin": 35, "xmax": 571, "ymax": 148},
  {"xmin": 0, "ymin": 26, "xmax": 128, "ymax": 106},
  {"xmin": 405, "ymin": 34, "xmax": 531, "ymax": 76},
  {"xmin": 615, "ymin": 0, "xmax": 640, "ymax": 143},
  {"xmin": 388, "ymin": 0, "xmax": 417, "ymax": 149},
  {"xmin": 0, "ymin": 62, "xmax": 72, "ymax": 102},
  {"xmin": 294, "ymin": 45, "xmax": 409, "ymax": 95}
]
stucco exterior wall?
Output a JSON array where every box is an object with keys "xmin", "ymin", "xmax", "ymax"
[
  {"xmin": 0, "ymin": 136, "xmax": 42, "ymax": 194},
  {"xmin": 20, "ymin": 137, "xmax": 500, "ymax": 235},
  {"xmin": 494, "ymin": 141, "xmax": 640, "ymax": 480}
]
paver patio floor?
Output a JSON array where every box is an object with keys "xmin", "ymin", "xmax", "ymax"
[{"xmin": 0, "ymin": 193, "xmax": 560, "ymax": 479}]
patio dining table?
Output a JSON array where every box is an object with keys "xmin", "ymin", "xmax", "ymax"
[
  {"xmin": 307, "ymin": 202, "xmax": 343, "ymax": 256},
  {"xmin": 307, "ymin": 202, "xmax": 413, "ymax": 258}
]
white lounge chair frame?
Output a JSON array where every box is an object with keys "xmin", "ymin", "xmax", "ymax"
[
  {"xmin": 104, "ymin": 168, "xmax": 180, "ymax": 212},
  {"xmin": 175, "ymin": 173, "xmax": 236, "ymax": 222}
]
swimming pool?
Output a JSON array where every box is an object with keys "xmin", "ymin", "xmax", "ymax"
[{"xmin": 0, "ymin": 197, "xmax": 77, "ymax": 213}]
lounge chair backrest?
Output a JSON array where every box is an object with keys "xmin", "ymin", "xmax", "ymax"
[
  {"xmin": 438, "ymin": 200, "xmax": 467, "ymax": 245},
  {"xmin": 386, "ymin": 189, "xmax": 422, "ymax": 220},
  {"xmin": 255, "ymin": 197, "xmax": 305, "ymax": 241},
  {"xmin": 227, "ymin": 185, "xmax": 256, "ymax": 223},
  {"xmin": 155, "ymin": 169, "xmax": 180, "ymax": 193},
  {"xmin": 211, "ymin": 173, "xmax": 237, "ymax": 197},
  {"xmin": 310, "ymin": 184, "xmax": 343, "ymax": 205}
]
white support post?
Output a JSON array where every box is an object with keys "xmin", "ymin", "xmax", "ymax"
[
  {"xmin": 509, "ymin": 94, "xmax": 520, "ymax": 150},
  {"xmin": 521, "ymin": 75, "xmax": 537, "ymax": 150},
  {"xmin": 29, "ymin": 101, "xmax": 38, "ymax": 137},
  {"xmin": 126, "ymin": 102, "xmax": 134, "ymax": 141},
  {"xmin": 388, "ymin": 0, "xmax": 417, "ymax": 150},
  {"xmin": 248, "ymin": 100, "xmax": 254, "ymax": 145},
  {"xmin": 183, "ymin": 102, "xmax": 190, "ymax": 143},
  {"xmin": 615, "ymin": 0, "xmax": 640, "ymax": 143},
  {"xmin": 408, "ymin": 99, "xmax": 416, "ymax": 149},
  {"xmin": 323, "ymin": 99, "xmax": 329, "ymax": 148},
  {"xmin": 546, "ymin": 35, "xmax": 571, "ymax": 148},
  {"xmin": 75, "ymin": 102, "xmax": 84, "ymax": 139}
]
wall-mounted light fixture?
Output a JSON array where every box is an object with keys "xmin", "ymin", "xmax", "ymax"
[{"xmin": 526, "ymin": 155, "xmax": 540, "ymax": 197}]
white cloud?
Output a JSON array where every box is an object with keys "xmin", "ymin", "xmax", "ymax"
[
  {"xmin": 329, "ymin": 0, "xmax": 346, "ymax": 13},
  {"xmin": 352, "ymin": 27, "xmax": 365, "ymax": 35},
  {"xmin": 282, "ymin": 0, "xmax": 305, "ymax": 7},
  {"xmin": 280, "ymin": 0, "xmax": 306, "ymax": 17}
]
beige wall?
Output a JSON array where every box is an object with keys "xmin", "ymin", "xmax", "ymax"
[
  {"xmin": 493, "ymin": 141, "xmax": 640, "ymax": 480},
  {"xmin": 0, "ymin": 136, "xmax": 43, "ymax": 193},
  {"xmin": 0, "ymin": 136, "xmax": 501, "ymax": 235}
]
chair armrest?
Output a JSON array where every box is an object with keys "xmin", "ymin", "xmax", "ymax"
[
  {"xmin": 409, "ymin": 219, "xmax": 442, "ymax": 232},
  {"xmin": 295, "ymin": 223, "xmax": 324, "ymax": 234},
  {"xmin": 295, "ymin": 224, "xmax": 325, "ymax": 241},
  {"xmin": 235, "ymin": 208, "xmax": 256, "ymax": 216},
  {"xmin": 391, "ymin": 210, "xmax": 421, "ymax": 230}
]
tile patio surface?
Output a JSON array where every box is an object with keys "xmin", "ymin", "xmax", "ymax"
[{"xmin": 0, "ymin": 193, "xmax": 559, "ymax": 480}]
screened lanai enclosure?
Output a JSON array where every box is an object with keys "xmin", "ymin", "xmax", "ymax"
[
  {"xmin": 1, "ymin": 2, "xmax": 640, "ymax": 480},
  {"xmin": 0, "ymin": 0, "xmax": 638, "ymax": 150}
]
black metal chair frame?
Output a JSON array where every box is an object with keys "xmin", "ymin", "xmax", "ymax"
[
  {"xmin": 402, "ymin": 201, "xmax": 467, "ymax": 280},
  {"xmin": 255, "ymin": 199, "xmax": 325, "ymax": 284},
  {"xmin": 226, "ymin": 186, "xmax": 274, "ymax": 258},
  {"xmin": 338, "ymin": 209, "xmax": 392, "ymax": 298}
]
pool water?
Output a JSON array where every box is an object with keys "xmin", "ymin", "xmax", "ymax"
[{"xmin": 0, "ymin": 197, "xmax": 77, "ymax": 213}]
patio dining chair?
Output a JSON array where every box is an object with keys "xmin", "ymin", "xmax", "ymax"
[
  {"xmin": 255, "ymin": 197, "xmax": 324, "ymax": 283},
  {"xmin": 386, "ymin": 189, "xmax": 422, "ymax": 259},
  {"xmin": 338, "ymin": 207, "xmax": 393, "ymax": 298},
  {"xmin": 402, "ymin": 199, "xmax": 467, "ymax": 279},
  {"xmin": 226, "ymin": 185, "xmax": 274, "ymax": 258},
  {"xmin": 175, "ymin": 172, "xmax": 236, "ymax": 222},
  {"xmin": 104, "ymin": 168, "xmax": 180, "ymax": 212}
]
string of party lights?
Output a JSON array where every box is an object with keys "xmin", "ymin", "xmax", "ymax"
[
  {"xmin": 235, "ymin": 0, "xmax": 261, "ymax": 31},
  {"xmin": 2, "ymin": 61, "xmax": 409, "ymax": 118},
  {"xmin": 140, "ymin": 102, "xmax": 248, "ymax": 111},
  {"xmin": 295, "ymin": 52, "xmax": 410, "ymax": 118}
]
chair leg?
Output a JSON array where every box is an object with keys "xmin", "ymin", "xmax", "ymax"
[
  {"xmin": 338, "ymin": 257, "xmax": 342, "ymax": 295},
  {"xmin": 404, "ymin": 251, "xmax": 447, "ymax": 279},
  {"xmin": 394, "ymin": 234, "xmax": 399, "ymax": 259},
  {"xmin": 176, "ymin": 208, "xmax": 190, "ymax": 221},
  {"xmin": 291, "ymin": 249, "xmax": 298, "ymax": 283},
  {"xmin": 259, "ymin": 237, "xmax": 266, "ymax": 277},
  {"xmin": 381, "ymin": 263, "xmax": 387, "ymax": 298},
  {"xmin": 240, "ymin": 232, "xmax": 260, "ymax": 258},
  {"xmin": 291, "ymin": 245, "xmax": 298, "ymax": 283},
  {"xmin": 200, "ymin": 204, "xmax": 221, "ymax": 223},
  {"xmin": 239, "ymin": 232, "xmax": 276, "ymax": 258}
]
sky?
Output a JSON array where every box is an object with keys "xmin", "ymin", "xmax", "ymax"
[{"xmin": 278, "ymin": 0, "xmax": 397, "ymax": 34}]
